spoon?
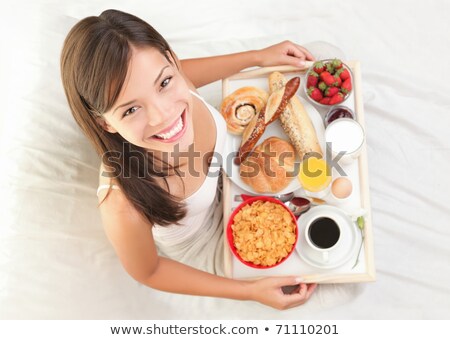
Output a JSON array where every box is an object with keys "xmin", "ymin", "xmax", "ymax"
[
  {"xmin": 235, "ymin": 192, "xmax": 294, "ymax": 202},
  {"xmin": 272, "ymin": 192, "xmax": 295, "ymax": 203},
  {"xmin": 287, "ymin": 196, "xmax": 327, "ymax": 217},
  {"xmin": 285, "ymin": 197, "xmax": 312, "ymax": 217}
]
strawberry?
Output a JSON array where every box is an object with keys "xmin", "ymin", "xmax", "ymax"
[
  {"xmin": 319, "ymin": 97, "xmax": 331, "ymax": 105},
  {"xmin": 341, "ymin": 78, "xmax": 352, "ymax": 94},
  {"xmin": 320, "ymin": 71, "xmax": 335, "ymax": 86},
  {"xmin": 307, "ymin": 86, "xmax": 323, "ymax": 102},
  {"xmin": 329, "ymin": 92, "xmax": 344, "ymax": 105},
  {"xmin": 307, "ymin": 71, "xmax": 319, "ymax": 88},
  {"xmin": 333, "ymin": 75, "xmax": 342, "ymax": 87},
  {"xmin": 331, "ymin": 58, "xmax": 343, "ymax": 70},
  {"xmin": 313, "ymin": 61, "xmax": 325, "ymax": 74},
  {"xmin": 318, "ymin": 81, "xmax": 327, "ymax": 92},
  {"xmin": 326, "ymin": 63, "xmax": 335, "ymax": 74},
  {"xmin": 339, "ymin": 68, "xmax": 351, "ymax": 81},
  {"xmin": 324, "ymin": 86, "xmax": 339, "ymax": 97}
]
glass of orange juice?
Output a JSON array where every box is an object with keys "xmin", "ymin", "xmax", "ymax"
[{"xmin": 298, "ymin": 156, "xmax": 332, "ymax": 198}]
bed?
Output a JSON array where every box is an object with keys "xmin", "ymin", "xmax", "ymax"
[{"xmin": 1, "ymin": 0, "xmax": 449, "ymax": 319}]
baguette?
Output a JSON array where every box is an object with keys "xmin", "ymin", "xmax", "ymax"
[
  {"xmin": 235, "ymin": 76, "xmax": 300, "ymax": 165},
  {"xmin": 268, "ymin": 72, "xmax": 322, "ymax": 160}
]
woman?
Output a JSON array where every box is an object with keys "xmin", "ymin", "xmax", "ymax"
[{"xmin": 60, "ymin": 9, "xmax": 317, "ymax": 310}]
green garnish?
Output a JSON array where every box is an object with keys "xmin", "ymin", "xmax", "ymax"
[{"xmin": 352, "ymin": 216, "xmax": 365, "ymax": 269}]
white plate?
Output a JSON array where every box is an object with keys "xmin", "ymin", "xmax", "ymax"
[
  {"xmin": 296, "ymin": 205, "xmax": 361, "ymax": 269},
  {"xmin": 222, "ymin": 96, "xmax": 326, "ymax": 195}
]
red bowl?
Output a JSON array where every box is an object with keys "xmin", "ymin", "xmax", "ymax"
[{"xmin": 226, "ymin": 196, "xmax": 298, "ymax": 269}]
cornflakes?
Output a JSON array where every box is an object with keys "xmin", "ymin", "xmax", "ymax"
[{"xmin": 231, "ymin": 200, "xmax": 297, "ymax": 267}]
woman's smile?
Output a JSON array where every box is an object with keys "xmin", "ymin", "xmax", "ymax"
[{"xmin": 148, "ymin": 108, "xmax": 188, "ymax": 143}]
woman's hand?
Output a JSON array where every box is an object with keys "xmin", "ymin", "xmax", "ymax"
[
  {"xmin": 248, "ymin": 276, "xmax": 318, "ymax": 310},
  {"xmin": 255, "ymin": 40, "xmax": 315, "ymax": 68}
]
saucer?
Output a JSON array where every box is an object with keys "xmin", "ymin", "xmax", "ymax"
[{"xmin": 296, "ymin": 205, "xmax": 360, "ymax": 269}]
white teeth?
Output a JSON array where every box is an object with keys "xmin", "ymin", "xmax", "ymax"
[{"xmin": 155, "ymin": 116, "xmax": 183, "ymax": 139}]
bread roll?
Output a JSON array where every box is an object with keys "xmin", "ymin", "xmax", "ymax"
[
  {"xmin": 268, "ymin": 72, "xmax": 322, "ymax": 160},
  {"xmin": 236, "ymin": 76, "xmax": 300, "ymax": 165},
  {"xmin": 220, "ymin": 86, "xmax": 269, "ymax": 135},
  {"xmin": 240, "ymin": 137, "xmax": 295, "ymax": 193}
]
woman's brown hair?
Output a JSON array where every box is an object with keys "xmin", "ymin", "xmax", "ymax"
[{"xmin": 60, "ymin": 9, "xmax": 187, "ymax": 226}]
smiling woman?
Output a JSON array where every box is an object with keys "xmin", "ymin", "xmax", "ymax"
[
  {"xmin": 60, "ymin": 10, "xmax": 189, "ymax": 227},
  {"xmin": 60, "ymin": 8, "xmax": 317, "ymax": 310},
  {"xmin": 100, "ymin": 47, "xmax": 195, "ymax": 153}
]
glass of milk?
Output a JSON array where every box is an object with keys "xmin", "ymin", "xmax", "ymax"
[{"xmin": 325, "ymin": 118, "xmax": 365, "ymax": 165}]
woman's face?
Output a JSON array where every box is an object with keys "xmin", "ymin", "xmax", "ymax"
[{"xmin": 101, "ymin": 46, "xmax": 194, "ymax": 156}]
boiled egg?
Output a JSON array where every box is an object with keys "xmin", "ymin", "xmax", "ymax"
[{"xmin": 331, "ymin": 177, "xmax": 353, "ymax": 199}]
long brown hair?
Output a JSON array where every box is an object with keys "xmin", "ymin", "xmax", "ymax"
[{"xmin": 60, "ymin": 9, "xmax": 187, "ymax": 226}]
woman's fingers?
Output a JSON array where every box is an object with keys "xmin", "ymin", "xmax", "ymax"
[
  {"xmin": 280, "ymin": 283, "xmax": 310, "ymax": 308},
  {"xmin": 285, "ymin": 44, "xmax": 306, "ymax": 59},
  {"xmin": 253, "ymin": 277, "xmax": 317, "ymax": 310},
  {"xmin": 282, "ymin": 43, "xmax": 315, "ymax": 66},
  {"xmin": 295, "ymin": 44, "xmax": 315, "ymax": 61},
  {"xmin": 282, "ymin": 55, "xmax": 307, "ymax": 67},
  {"xmin": 306, "ymin": 283, "xmax": 318, "ymax": 299},
  {"xmin": 279, "ymin": 283, "xmax": 318, "ymax": 307},
  {"xmin": 283, "ymin": 41, "xmax": 315, "ymax": 61},
  {"xmin": 258, "ymin": 41, "xmax": 316, "ymax": 67}
]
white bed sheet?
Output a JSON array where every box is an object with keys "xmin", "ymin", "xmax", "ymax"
[{"xmin": 1, "ymin": 0, "xmax": 450, "ymax": 319}]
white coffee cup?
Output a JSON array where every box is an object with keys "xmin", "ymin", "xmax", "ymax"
[{"xmin": 304, "ymin": 216, "xmax": 342, "ymax": 263}]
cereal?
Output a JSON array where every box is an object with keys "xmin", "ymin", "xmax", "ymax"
[{"xmin": 231, "ymin": 200, "xmax": 297, "ymax": 267}]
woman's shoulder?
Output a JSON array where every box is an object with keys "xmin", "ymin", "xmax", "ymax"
[
  {"xmin": 98, "ymin": 162, "xmax": 117, "ymax": 186},
  {"xmin": 97, "ymin": 162, "xmax": 149, "ymax": 223},
  {"xmin": 97, "ymin": 162, "xmax": 120, "ymax": 199}
]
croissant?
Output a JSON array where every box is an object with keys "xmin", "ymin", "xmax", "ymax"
[
  {"xmin": 220, "ymin": 86, "xmax": 269, "ymax": 135},
  {"xmin": 235, "ymin": 77, "xmax": 300, "ymax": 165},
  {"xmin": 268, "ymin": 72, "xmax": 322, "ymax": 160}
]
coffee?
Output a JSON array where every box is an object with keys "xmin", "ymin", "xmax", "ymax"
[{"xmin": 308, "ymin": 217, "xmax": 340, "ymax": 249}]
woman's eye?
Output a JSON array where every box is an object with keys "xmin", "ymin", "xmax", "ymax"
[
  {"xmin": 122, "ymin": 106, "xmax": 138, "ymax": 118},
  {"xmin": 161, "ymin": 76, "xmax": 172, "ymax": 88}
]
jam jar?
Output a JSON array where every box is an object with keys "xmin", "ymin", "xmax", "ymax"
[{"xmin": 324, "ymin": 105, "xmax": 355, "ymax": 127}]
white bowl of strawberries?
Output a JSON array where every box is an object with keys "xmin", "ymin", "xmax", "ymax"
[{"xmin": 303, "ymin": 58, "xmax": 353, "ymax": 107}]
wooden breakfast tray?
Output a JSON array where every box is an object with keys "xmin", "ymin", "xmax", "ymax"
[{"xmin": 221, "ymin": 61, "xmax": 375, "ymax": 284}]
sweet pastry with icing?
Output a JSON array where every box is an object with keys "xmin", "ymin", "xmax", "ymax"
[{"xmin": 220, "ymin": 86, "xmax": 269, "ymax": 135}]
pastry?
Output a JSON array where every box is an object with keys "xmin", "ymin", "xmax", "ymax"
[
  {"xmin": 235, "ymin": 76, "xmax": 300, "ymax": 165},
  {"xmin": 268, "ymin": 72, "xmax": 323, "ymax": 160},
  {"xmin": 239, "ymin": 137, "xmax": 295, "ymax": 193},
  {"xmin": 220, "ymin": 86, "xmax": 269, "ymax": 135}
]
